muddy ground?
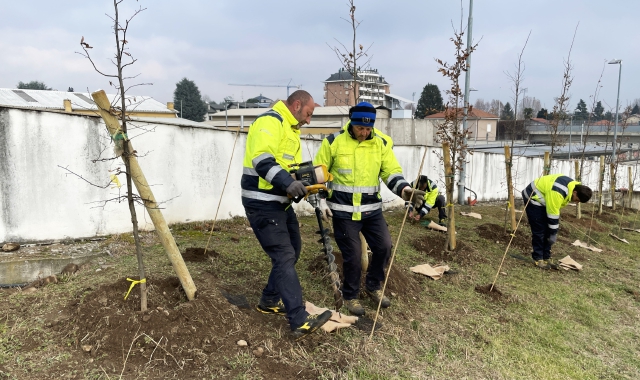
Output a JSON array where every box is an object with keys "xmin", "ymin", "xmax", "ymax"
[{"xmin": 0, "ymin": 204, "xmax": 631, "ymax": 379}]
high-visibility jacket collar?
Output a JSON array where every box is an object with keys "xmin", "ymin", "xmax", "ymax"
[{"xmin": 272, "ymin": 100, "xmax": 301, "ymax": 134}]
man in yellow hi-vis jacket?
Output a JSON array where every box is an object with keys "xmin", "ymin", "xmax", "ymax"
[
  {"xmin": 241, "ymin": 90, "xmax": 331, "ymax": 339},
  {"xmin": 521, "ymin": 174, "xmax": 592, "ymax": 269},
  {"xmin": 313, "ymin": 102, "xmax": 424, "ymax": 316}
]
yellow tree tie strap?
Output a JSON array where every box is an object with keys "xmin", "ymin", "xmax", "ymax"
[{"xmin": 124, "ymin": 278, "xmax": 146, "ymax": 300}]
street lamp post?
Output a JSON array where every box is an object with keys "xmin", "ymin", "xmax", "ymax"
[
  {"xmin": 458, "ymin": 0, "xmax": 474, "ymax": 205},
  {"xmin": 609, "ymin": 59, "xmax": 622, "ymax": 163}
]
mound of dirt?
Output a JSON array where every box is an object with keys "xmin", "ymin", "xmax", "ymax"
[
  {"xmin": 50, "ymin": 275, "xmax": 336, "ymax": 379},
  {"xmin": 475, "ymin": 223, "xmax": 531, "ymax": 252},
  {"xmin": 411, "ymin": 234, "xmax": 485, "ymax": 265},
  {"xmin": 182, "ymin": 247, "xmax": 219, "ymax": 262},
  {"xmin": 307, "ymin": 250, "xmax": 424, "ymax": 301},
  {"xmin": 474, "ymin": 284, "xmax": 504, "ymax": 302}
]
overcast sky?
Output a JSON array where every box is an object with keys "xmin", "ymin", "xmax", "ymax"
[{"xmin": 0, "ymin": 0, "xmax": 637, "ymax": 113}]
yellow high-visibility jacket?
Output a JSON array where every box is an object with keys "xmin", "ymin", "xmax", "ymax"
[
  {"xmin": 523, "ymin": 173, "xmax": 580, "ymax": 234},
  {"xmin": 411, "ymin": 177, "xmax": 439, "ymax": 214},
  {"xmin": 313, "ymin": 122, "xmax": 410, "ymax": 220},
  {"xmin": 241, "ymin": 101, "xmax": 300, "ymax": 210}
]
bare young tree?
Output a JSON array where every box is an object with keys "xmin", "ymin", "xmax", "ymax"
[
  {"xmin": 501, "ymin": 32, "xmax": 531, "ymax": 231},
  {"xmin": 78, "ymin": 0, "xmax": 150, "ymax": 311},
  {"xmin": 435, "ymin": 26, "xmax": 478, "ymax": 250},
  {"xmin": 327, "ymin": 0, "xmax": 373, "ymax": 107},
  {"xmin": 547, "ymin": 24, "xmax": 579, "ymax": 162}
]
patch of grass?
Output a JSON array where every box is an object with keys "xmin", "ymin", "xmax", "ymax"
[{"xmin": 1, "ymin": 204, "xmax": 640, "ymax": 379}]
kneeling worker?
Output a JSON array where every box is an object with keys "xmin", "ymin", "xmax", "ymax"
[
  {"xmin": 408, "ymin": 175, "xmax": 447, "ymax": 225},
  {"xmin": 521, "ymin": 174, "xmax": 592, "ymax": 269},
  {"xmin": 241, "ymin": 90, "xmax": 332, "ymax": 338},
  {"xmin": 314, "ymin": 102, "xmax": 424, "ymax": 316}
]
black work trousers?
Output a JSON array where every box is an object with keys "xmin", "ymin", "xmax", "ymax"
[
  {"xmin": 522, "ymin": 192, "xmax": 553, "ymax": 261},
  {"xmin": 433, "ymin": 194, "xmax": 447, "ymax": 221},
  {"xmin": 245, "ymin": 206, "xmax": 307, "ymax": 329},
  {"xmin": 332, "ymin": 212, "xmax": 392, "ymax": 300}
]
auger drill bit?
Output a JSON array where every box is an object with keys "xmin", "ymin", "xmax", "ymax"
[{"xmin": 307, "ymin": 193, "xmax": 344, "ymax": 311}]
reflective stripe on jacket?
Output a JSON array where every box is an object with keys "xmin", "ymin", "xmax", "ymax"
[
  {"xmin": 313, "ymin": 122, "xmax": 410, "ymax": 221},
  {"xmin": 410, "ymin": 177, "xmax": 439, "ymax": 214},
  {"xmin": 522, "ymin": 174, "xmax": 579, "ymax": 234},
  {"xmin": 241, "ymin": 101, "xmax": 300, "ymax": 209}
]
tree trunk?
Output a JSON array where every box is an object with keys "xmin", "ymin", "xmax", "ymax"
[
  {"xmin": 575, "ymin": 160, "xmax": 581, "ymax": 219},
  {"xmin": 543, "ymin": 151, "xmax": 550, "ymax": 175},
  {"xmin": 504, "ymin": 146, "xmax": 516, "ymax": 231},
  {"xmin": 442, "ymin": 143, "xmax": 456, "ymax": 250},
  {"xmin": 121, "ymin": 148, "xmax": 148, "ymax": 311},
  {"xmin": 598, "ymin": 156, "xmax": 605, "ymax": 215},
  {"xmin": 92, "ymin": 90, "xmax": 197, "ymax": 301},
  {"xmin": 610, "ymin": 163, "xmax": 616, "ymax": 211},
  {"xmin": 628, "ymin": 166, "xmax": 633, "ymax": 209}
]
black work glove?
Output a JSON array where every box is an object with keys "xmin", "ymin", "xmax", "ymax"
[
  {"xmin": 547, "ymin": 234, "xmax": 557, "ymax": 245},
  {"xmin": 286, "ymin": 180, "xmax": 308, "ymax": 198}
]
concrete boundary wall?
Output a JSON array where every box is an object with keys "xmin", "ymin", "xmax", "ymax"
[{"xmin": 1, "ymin": 107, "xmax": 638, "ymax": 242}]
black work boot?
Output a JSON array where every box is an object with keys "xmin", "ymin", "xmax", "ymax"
[
  {"xmin": 365, "ymin": 288, "xmax": 391, "ymax": 308},
  {"xmin": 291, "ymin": 310, "xmax": 332, "ymax": 340},
  {"xmin": 256, "ymin": 299, "xmax": 286, "ymax": 315}
]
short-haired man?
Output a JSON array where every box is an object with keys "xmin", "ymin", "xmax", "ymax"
[
  {"xmin": 314, "ymin": 102, "xmax": 424, "ymax": 316},
  {"xmin": 522, "ymin": 174, "xmax": 592, "ymax": 269},
  {"xmin": 241, "ymin": 90, "xmax": 331, "ymax": 338}
]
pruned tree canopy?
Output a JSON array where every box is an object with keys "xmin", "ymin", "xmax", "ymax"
[
  {"xmin": 17, "ymin": 81, "xmax": 51, "ymax": 90},
  {"xmin": 173, "ymin": 78, "xmax": 207, "ymax": 121},
  {"xmin": 574, "ymin": 99, "xmax": 588, "ymax": 120},
  {"xmin": 500, "ymin": 102, "xmax": 514, "ymax": 120},
  {"xmin": 414, "ymin": 83, "xmax": 443, "ymax": 119},
  {"xmin": 536, "ymin": 108, "xmax": 548, "ymax": 119}
]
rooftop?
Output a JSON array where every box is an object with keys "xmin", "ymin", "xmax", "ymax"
[{"xmin": 0, "ymin": 88, "xmax": 175, "ymax": 114}]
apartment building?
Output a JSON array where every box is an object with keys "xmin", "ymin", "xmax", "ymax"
[{"xmin": 323, "ymin": 68, "xmax": 390, "ymax": 107}]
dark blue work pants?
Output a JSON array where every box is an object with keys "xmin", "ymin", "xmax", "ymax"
[
  {"xmin": 332, "ymin": 212, "xmax": 392, "ymax": 300},
  {"xmin": 522, "ymin": 192, "xmax": 552, "ymax": 261},
  {"xmin": 245, "ymin": 206, "xmax": 307, "ymax": 329}
]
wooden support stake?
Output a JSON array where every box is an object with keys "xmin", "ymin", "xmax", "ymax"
[
  {"xmin": 610, "ymin": 163, "xmax": 616, "ymax": 211},
  {"xmin": 504, "ymin": 146, "xmax": 516, "ymax": 231},
  {"xmin": 359, "ymin": 232, "xmax": 368, "ymax": 273},
  {"xmin": 598, "ymin": 156, "xmax": 604, "ymax": 215},
  {"xmin": 543, "ymin": 151, "xmax": 550, "ymax": 175},
  {"xmin": 629, "ymin": 166, "xmax": 633, "ymax": 209},
  {"xmin": 442, "ymin": 142, "xmax": 456, "ymax": 250},
  {"xmin": 575, "ymin": 160, "xmax": 581, "ymax": 219},
  {"xmin": 92, "ymin": 90, "xmax": 197, "ymax": 301}
]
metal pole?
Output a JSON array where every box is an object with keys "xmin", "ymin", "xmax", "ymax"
[
  {"xmin": 180, "ymin": 100, "xmax": 183, "ymax": 118},
  {"xmin": 458, "ymin": 0, "xmax": 473, "ymax": 205},
  {"xmin": 612, "ymin": 62, "xmax": 622, "ymax": 163},
  {"xmin": 225, "ymin": 102, "xmax": 228, "ymax": 128}
]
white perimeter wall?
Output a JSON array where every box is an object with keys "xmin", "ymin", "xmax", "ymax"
[{"xmin": 1, "ymin": 108, "xmax": 637, "ymax": 242}]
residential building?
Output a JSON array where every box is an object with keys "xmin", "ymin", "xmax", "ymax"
[{"xmin": 323, "ymin": 68, "xmax": 390, "ymax": 107}]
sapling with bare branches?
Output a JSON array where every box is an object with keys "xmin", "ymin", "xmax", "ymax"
[
  {"xmin": 435, "ymin": 27, "xmax": 478, "ymax": 250},
  {"xmin": 502, "ymin": 31, "xmax": 531, "ymax": 231},
  {"xmin": 547, "ymin": 24, "xmax": 579, "ymax": 163},
  {"xmin": 327, "ymin": 0, "xmax": 373, "ymax": 107},
  {"xmin": 77, "ymin": 0, "xmax": 150, "ymax": 311}
]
